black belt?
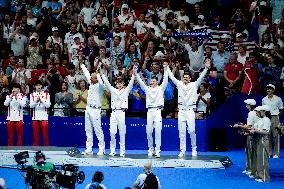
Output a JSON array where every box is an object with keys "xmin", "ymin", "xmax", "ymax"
[
  {"xmin": 148, "ymin": 106, "xmax": 163, "ymax": 109},
  {"xmin": 112, "ymin": 108, "xmax": 126, "ymax": 111},
  {"xmin": 88, "ymin": 105, "xmax": 101, "ymax": 109}
]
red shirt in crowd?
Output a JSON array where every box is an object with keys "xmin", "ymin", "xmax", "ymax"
[{"xmin": 224, "ymin": 61, "xmax": 243, "ymax": 81}]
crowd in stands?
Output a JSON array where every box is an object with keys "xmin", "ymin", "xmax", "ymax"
[{"xmin": 0, "ymin": 0, "xmax": 283, "ymax": 119}]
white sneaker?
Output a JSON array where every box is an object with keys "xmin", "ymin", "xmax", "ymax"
[
  {"xmin": 148, "ymin": 151, "xmax": 154, "ymax": 157},
  {"xmin": 155, "ymin": 153, "xmax": 160, "ymax": 158},
  {"xmin": 246, "ymin": 171, "xmax": 251, "ymax": 175},
  {"xmin": 273, "ymin": 155, "xmax": 279, "ymax": 158},
  {"xmin": 109, "ymin": 152, "xmax": 116, "ymax": 157},
  {"xmin": 178, "ymin": 152, "xmax": 185, "ymax": 158},
  {"xmin": 192, "ymin": 150, "xmax": 197, "ymax": 157},
  {"xmin": 120, "ymin": 153, "xmax": 125, "ymax": 157},
  {"xmin": 242, "ymin": 170, "xmax": 247, "ymax": 174},
  {"xmin": 255, "ymin": 178, "xmax": 263, "ymax": 182},
  {"xmin": 249, "ymin": 175, "xmax": 255, "ymax": 179},
  {"xmin": 81, "ymin": 150, "xmax": 93, "ymax": 155},
  {"xmin": 97, "ymin": 150, "xmax": 105, "ymax": 156}
]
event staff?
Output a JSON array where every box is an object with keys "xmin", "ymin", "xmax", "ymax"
[
  {"xmin": 30, "ymin": 80, "xmax": 51, "ymax": 146},
  {"xmin": 135, "ymin": 63, "xmax": 168, "ymax": 158},
  {"xmin": 262, "ymin": 84, "xmax": 283, "ymax": 158},
  {"xmin": 167, "ymin": 59, "xmax": 210, "ymax": 157},
  {"xmin": 101, "ymin": 68, "xmax": 135, "ymax": 157},
  {"xmin": 81, "ymin": 64, "xmax": 106, "ymax": 156},
  {"xmin": 4, "ymin": 83, "xmax": 26, "ymax": 146}
]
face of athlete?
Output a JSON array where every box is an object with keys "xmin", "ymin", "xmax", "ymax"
[
  {"xmin": 35, "ymin": 84, "xmax": 43, "ymax": 92},
  {"xmin": 183, "ymin": 74, "xmax": 191, "ymax": 84},
  {"xmin": 266, "ymin": 87, "xmax": 274, "ymax": 95},
  {"xmin": 91, "ymin": 74, "xmax": 98, "ymax": 84},
  {"xmin": 150, "ymin": 78, "xmax": 158, "ymax": 88},
  {"xmin": 116, "ymin": 81, "xmax": 124, "ymax": 90}
]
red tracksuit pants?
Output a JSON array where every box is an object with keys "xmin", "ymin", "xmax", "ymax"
[
  {"xmin": 32, "ymin": 120, "xmax": 49, "ymax": 146},
  {"xmin": 7, "ymin": 121, "xmax": 24, "ymax": 146}
]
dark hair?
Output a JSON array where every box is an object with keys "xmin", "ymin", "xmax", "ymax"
[
  {"xmin": 183, "ymin": 71, "xmax": 192, "ymax": 78},
  {"xmin": 35, "ymin": 151, "xmax": 45, "ymax": 162},
  {"xmin": 67, "ymin": 64, "xmax": 75, "ymax": 70},
  {"xmin": 250, "ymin": 105, "xmax": 256, "ymax": 110},
  {"xmin": 12, "ymin": 83, "xmax": 21, "ymax": 89},
  {"xmin": 61, "ymin": 81, "xmax": 68, "ymax": 91},
  {"xmin": 92, "ymin": 171, "xmax": 104, "ymax": 183},
  {"xmin": 127, "ymin": 43, "xmax": 138, "ymax": 57},
  {"xmin": 151, "ymin": 76, "xmax": 158, "ymax": 81}
]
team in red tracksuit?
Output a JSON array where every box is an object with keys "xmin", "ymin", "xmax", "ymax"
[
  {"xmin": 4, "ymin": 83, "xmax": 26, "ymax": 146},
  {"xmin": 29, "ymin": 81, "xmax": 51, "ymax": 146}
]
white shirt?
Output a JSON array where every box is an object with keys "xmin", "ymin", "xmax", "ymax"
[
  {"xmin": 11, "ymin": 69, "xmax": 31, "ymax": 85},
  {"xmin": 4, "ymin": 93, "xmax": 26, "ymax": 121},
  {"xmin": 134, "ymin": 172, "xmax": 161, "ymax": 189},
  {"xmin": 27, "ymin": 17, "xmax": 37, "ymax": 28},
  {"xmin": 177, "ymin": 15, "xmax": 190, "ymax": 23},
  {"xmin": 80, "ymin": 7, "xmax": 96, "ymax": 26},
  {"xmin": 254, "ymin": 117, "xmax": 271, "ymax": 132},
  {"xmin": 9, "ymin": 34, "xmax": 27, "ymax": 56},
  {"xmin": 184, "ymin": 44, "xmax": 205, "ymax": 72},
  {"xmin": 237, "ymin": 52, "xmax": 249, "ymax": 65},
  {"xmin": 147, "ymin": 21, "xmax": 166, "ymax": 38},
  {"xmin": 136, "ymin": 69, "xmax": 168, "ymax": 108},
  {"xmin": 102, "ymin": 74, "xmax": 134, "ymax": 110},
  {"xmin": 85, "ymin": 183, "xmax": 107, "ymax": 189},
  {"xmin": 168, "ymin": 68, "xmax": 208, "ymax": 110},
  {"xmin": 81, "ymin": 64, "xmax": 104, "ymax": 108},
  {"xmin": 3, "ymin": 23, "xmax": 14, "ymax": 39},
  {"xmin": 133, "ymin": 20, "xmax": 147, "ymax": 34},
  {"xmin": 117, "ymin": 14, "xmax": 134, "ymax": 25},
  {"xmin": 262, "ymin": 95, "xmax": 283, "ymax": 115},
  {"xmin": 247, "ymin": 110, "xmax": 259, "ymax": 127},
  {"xmin": 30, "ymin": 91, "xmax": 51, "ymax": 120},
  {"xmin": 186, "ymin": 0, "xmax": 203, "ymax": 4},
  {"xmin": 64, "ymin": 32, "xmax": 84, "ymax": 51},
  {"xmin": 196, "ymin": 92, "xmax": 211, "ymax": 112}
]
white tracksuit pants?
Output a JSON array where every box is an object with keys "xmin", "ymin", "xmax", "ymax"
[
  {"xmin": 85, "ymin": 107, "xmax": 105, "ymax": 152},
  {"xmin": 110, "ymin": 110, "xmax": 126, "ymax": 154},
  {"xmin": 146, "ymin": 108, "xmax": 162, "ymax": 154},
  {"xmin": 178, "ymin": 109, "xmax": 197, "ymax": 153}
]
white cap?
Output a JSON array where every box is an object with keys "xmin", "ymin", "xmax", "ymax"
[
  {"xmin": 221, "ymin": 33, "xmax": 231, "ymax": 39},
  {"xmin": 254, "ymin": 106, "xmax": 262, "ymax": 111},
  {"xmin": 73, "ymin": 35, "xmax": 80, "ymax": 40},
  {"xmin": 244, "ymin": 99, "xmax": 256, "ymax": 106},
  {"xmin": 155, "ymin": 51, "xmax": 164, "ymax": 57},
  {"xmin": 274, "ymin": 19, "xmax": 281, "ymax": 25},
  {"xmin": 122, "ymin": 4, "xmax": 128, "ymax": 9},
  {"xmin": 236, "ymin": 33, "xmax": 242, "ymax": 38},
  {"xmin": 29, "ymin": 35, "xmax": 37, "ymax": 40},
  {"xmin": 52, "ymin": 27, "xmax": 59, "ymax": 32},
  {"xmin": 261, "ymin": 105, "xmax": 270, "ymax": 112},
  {"xmin": 198, "ymin": 15, "xmax": 205, "ymax": 20},
  {"xmin": 266, "ymin": 84, "xmax": 275, "ymax": 90}
]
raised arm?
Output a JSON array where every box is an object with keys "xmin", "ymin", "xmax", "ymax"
[
  {"xmin": 81, "ymin": 64, "xmax": 91, "ymax": 84},
  {"xmin": 167, "ymin": 66, "xmax": 179, "ymax": 86},
  {"xmin": 135, "ymin": 72, "xmax": 147, "ymax": 92},
  {"xmin": 126, "ymin": 74, "xmax": 135, "ymax": 94},
  {"xmin": 96, "ymin": 73, "xmax": 105, "ymax": 87},
  {"xmin": 160, "ymin": 66, "xmax": 169, "ymax": 90},
  {"xmin": 195, "ymin": 58, "xmax": 210, "ymax": 87},
  {"xmin": 4, "ymin": 95, "xmax": 11, "ymax": 106},
  {"xmin": 101, "ymin": 72, "xmax": 114, "ymax": 92}
]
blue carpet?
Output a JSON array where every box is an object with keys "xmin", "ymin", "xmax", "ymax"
[{"xmin": 1, "ymin": 149, "xmax": 284, "ymax": 189}]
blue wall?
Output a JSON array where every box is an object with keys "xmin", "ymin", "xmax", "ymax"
[{"xmin": 0, "ymin": 116, "xmax": 208, "ymax": 152}]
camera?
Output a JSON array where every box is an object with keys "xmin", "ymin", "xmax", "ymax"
[{"xmin": 14, "ymin": 151, "xmax": 85, "ymax": 189}]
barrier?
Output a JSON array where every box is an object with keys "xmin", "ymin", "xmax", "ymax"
[{"xmin": 0, "ymin": 116, "xmax": 208, "ymax": 152}]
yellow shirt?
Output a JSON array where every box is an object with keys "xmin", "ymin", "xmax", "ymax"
[{"xmin": 73, "ymin": 89, "xmax": 88, "ymax": 111}]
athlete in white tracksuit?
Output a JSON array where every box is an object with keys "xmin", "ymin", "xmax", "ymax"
[
  {"xmin": 101, "ymin": 71, "xmax": 135, "ymax": 157},
  {"xmin": 81, "ymin": 64, "xmax": 106, "ymax": 155},
  {"xmin": 167, "ymin": 60, "xmax": 210, "ymax": 157},
  {"xmin": 135, "ymin": 65, "xmax": 168, "ymax": 158}
]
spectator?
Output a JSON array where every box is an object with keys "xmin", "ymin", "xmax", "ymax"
[
  {"xmin": 73, "ymin": 79, "xmax": 88, "ymax": 116},
  {"xmin": 85, "ymin": 171, "xmax": 107, "ymax": 189},
  {"xmin": 237, "ymin": 45, "xmax": 249, "ymax": 65},
  {"xmin": 142, "ymin": 61, "xmax": 162, "ymax": 85},
  {"xmin": 124, "ymin": 43, "xmax": 141, "ymax": 68},
  {"xmin": 47, "ymin": 0, "xmax": 62, "ymax": 18},
  {"xmin": 212, "ymin": 41, "xmax": 230, "ymax": 73},
  {"xmin": 46, "ymin": 27, "xmax": 63, "ymax": 57},
  {"xmin": 80, "ymin": 0, "xmax": 96, "ymax": 26},
  {"xmin": 242, "ymin": 51, "xmax": 261, "ymax": 93},
  {"xmin": 26, "ymin": 36, "xmax": 43, "ymax": 69},
  {"xmin": 11, "ymin": 58, "xmax": 31, "ymax": 90},
  {"xmin": 223, "ymin": 53, "xmax": 243, "ymax": 96},
  {"xmin": 27, "ymin": 8, "xmax": 37, "ymax": 28},
  {"xmin": 133, "ymin": 162, "xmax": 161, "ymax": 189},
  {"xmin": 2, "ymin": 14, "xmax": 14, "ymax": 45},
  {"xmin": 196, "ymin": 82, "xmax": 211, "ymax": 119},
  {"xmin": 261, "ymin": 54, "xmax": 282, "ymax": 90},
  {"xmin": 9, "ymin": 26, "xmax": 28, "ymax": 57},
  {"xmin": 54, "ymin": 81, "xmax": 73, "ymax": 116},
  {"xmin": 32, "ymin": 0, "xmax": 42, "ymax": 17}
]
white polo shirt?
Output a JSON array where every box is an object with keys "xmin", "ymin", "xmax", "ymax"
[{"xmin": 262, "ymin": 95, "xmax": 283, "ymax": 116}]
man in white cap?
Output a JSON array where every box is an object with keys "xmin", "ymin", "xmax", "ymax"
[
  {"xmin": 262, "ymin": 84, "xmax": 283, "ymax": 158},
  {"xmin": 133, "ymin": 162, "xmax": 161, "ymax": 189},
  {"xmin": 81, "ymin": 64, "xmax": 106, "ymax": 156},
  {"xmin": 193, "ymin": 15, "xmax": 208, "ymax": 30},
  {"xmin": 167, "ymin": 59, "xmax": 210, "ymax": 157},
  {"xmin": 117, "ymin": 4, "xmax": 134, "ymax": 29}
]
